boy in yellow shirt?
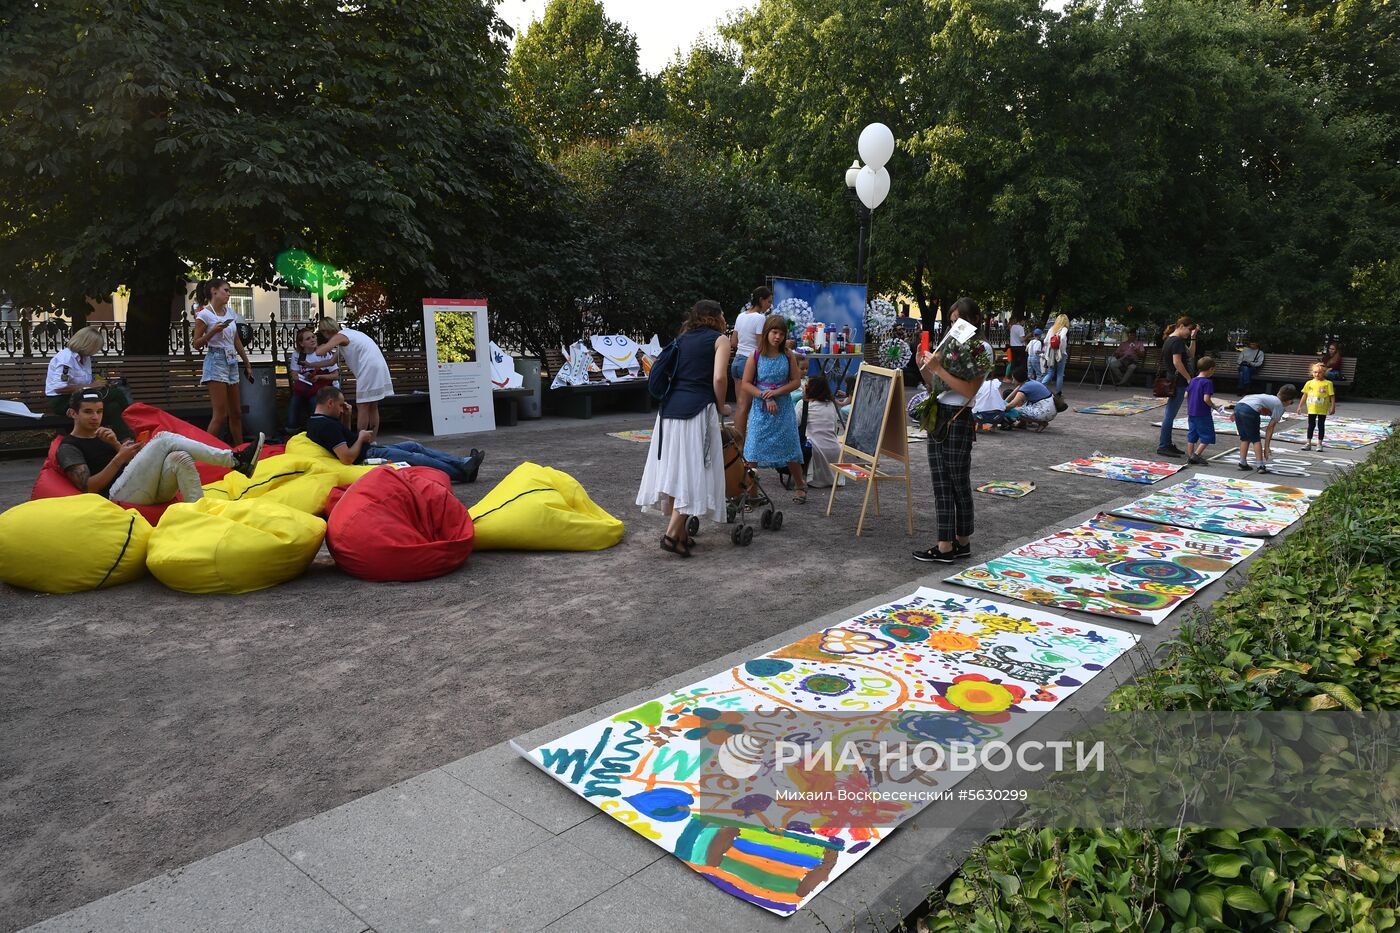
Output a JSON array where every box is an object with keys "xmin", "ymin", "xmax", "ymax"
[{"xmin": 1297, "ymin": 362, "xmax": 1336, "ymax": 450}]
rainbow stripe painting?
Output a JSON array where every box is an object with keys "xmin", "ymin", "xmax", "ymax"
[
  {"xmin": 1050, "ymin": 456, "xmax": 1184, "ymax": 484},
  {"xmin": 519, "ymin": 587, "xmax": 1136, "ymax": 916}
]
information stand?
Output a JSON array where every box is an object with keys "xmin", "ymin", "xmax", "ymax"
[
  {"xmin": 423, "ymin": 298, "xmax": 496, "ymax": 435},
  {"xmin": 825, "ymin": 363, "xmax": 913, "ymax": 536}
]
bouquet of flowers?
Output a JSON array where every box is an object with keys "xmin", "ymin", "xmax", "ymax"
[{"xmin": 910, "ymin": 331, "xmax": 993, "ymax": 433}]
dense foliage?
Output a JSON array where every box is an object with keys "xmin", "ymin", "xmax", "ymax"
[
  {"xmin": 922, "ymin": 432, "xmax": 1400, "ymax": 931},
  {"xmin": 1, "ymin": 0, "xmax": 1397, "ymax": 360}
]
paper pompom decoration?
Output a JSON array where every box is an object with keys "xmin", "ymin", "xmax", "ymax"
[
  {"xmin": 866, "ymin": 298, "xmax": 897, "ymax": 339},
  {"xmin": 774, "ymin": 297, "xmax": 813, "ymax": 333},
  {"xmin": 880, "ymin": 338, "xmax": 912, "ymax": 370}
]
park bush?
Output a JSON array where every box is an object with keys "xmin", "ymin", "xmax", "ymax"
[{"xmin": 921, "ymin": 432, "xmax": 1400, "ymax": 932}]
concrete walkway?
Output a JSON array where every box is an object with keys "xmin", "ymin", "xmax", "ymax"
[
  {"xmin": 23, "ymin": 417, "xmax": 1383, "ymax": 933},
  {"xmin": 8, "ymin": 389, "xmax": 1388, "ymax": 924}
]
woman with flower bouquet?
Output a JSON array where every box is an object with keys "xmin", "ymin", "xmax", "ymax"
[{"xmin": 911, "ymin": 297, "xmax": 993, "ymax": 564}]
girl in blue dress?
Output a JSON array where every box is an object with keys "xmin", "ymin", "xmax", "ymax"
[{"xmin": 740, "ymin": 315, "xmax": 809, "ymax": 503}]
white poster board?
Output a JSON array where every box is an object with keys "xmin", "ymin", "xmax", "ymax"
[{"xmin": 423, "ymin": 298, "xmax": 496, "ymax": 435}]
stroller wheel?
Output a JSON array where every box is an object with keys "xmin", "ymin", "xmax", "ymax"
[
  {"xmin": 761, "ymin": 508, "xmax": 773, "ymax": 529},
  {"xmin": 686, "ymin": 515, "xmax": 700, "ymax": 537},
  {"xmin": 731, "ymin": 525, "xmax": 744, "ymax": 546},
  {"xmin": 771, "ymin": 511, "xmax": 784, "ymax": 532},
  {"xmin": 739, "ymin": 525, "xmax": 755, "ymax": 546}
]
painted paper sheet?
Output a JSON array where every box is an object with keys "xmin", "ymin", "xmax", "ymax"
[
  {"xmin": 520, "ymin": 587, "xmax": 1136, "ymax": 916},
  {"xmin": 608, "ymin": 429, "xmax": 654, "ymax": 443},
  {"xmin": 1109, "ymin": 475, "xmax": 1320, "ymax": 537},
  {"xmin": 976, "ymin": 481, "xmax": 1036, "ymax": 499},
  {"xmin": 1049, "ymin": 456, "xmax": 1184, "ymax": 485},
  {"xmin": 1075, "ymin": 396, "xmax": 1169, "ymax": 416},
  {"xmin": 1157, "ymin": 414, "xmax": 1386, "ymax": 449},
  {"xmin": 948, "ymin": 513, "xmax": 1262, "ymax": 624}
]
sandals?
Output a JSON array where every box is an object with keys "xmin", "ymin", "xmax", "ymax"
[
  {"xmin": 793, "ymin": 488, "xmax": 808, "ymax": 504},
  {"xmin": 660, "ymin": 534, "xmax": 692, "ymax": 558}
]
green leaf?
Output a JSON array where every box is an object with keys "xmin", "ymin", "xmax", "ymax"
[
  {"xmin": 1224, "ymin": 885, "xmax": 1271, "ymax": 914},
  {"xmin": 1206, "ymin": 854, "xmax": 1252, "ymax": 879},
  {"xmin": 1193, "ymin": 886, "xmax": 1225, "ymax": 922},
  {"xmin": 1164, "ymin": 889, "xmax": 1192, "ymax": 917}
]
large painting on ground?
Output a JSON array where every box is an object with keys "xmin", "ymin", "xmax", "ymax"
[
  {"xmin": 1109, "ymin": 475, "xmax": 1320, "ymax": 537},
  {"xmin": 948, "ymin": 513, "xmax": 1262, "ymax": 624},
  {"xmin": 1156, "ymin": 414, "xmax": 1391, "ymax": 450},
  {"xmin": 520, "ymin": 587, "xmax": 1136, "ymax": 916},
  {"xmin": 1050, "ymin": 456, "xmax": 1184, "ymax": 484},
  {"xmin": 1075, "ymin": 397, "xmax": 1169, "ymax": 416}
]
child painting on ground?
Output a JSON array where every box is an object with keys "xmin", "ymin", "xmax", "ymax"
[
  {"xmin": 1231, "ymin": 385, "xmax": 1299, "ymax": 473},
  {"xmin": 1185, "ymin": 356, "xmax": 1221, "ymax": 465},
  {"xmin": 1297, "ymin": 362, "xmax": 1336, "ymax": 451}
]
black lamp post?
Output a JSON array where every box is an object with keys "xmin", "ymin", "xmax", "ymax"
[{"xmin": 844, "ymin": 160, "xmax": 871, "ymax": 285}]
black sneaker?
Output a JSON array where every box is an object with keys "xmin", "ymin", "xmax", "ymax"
[
  {"xmin": 232, "ymin": 432, "xmax": 264, "ymax": 477},
  {"xmin": 1157, "ymin": 445, "xmax": 1185, "ymax": 458},
  {"xmin": 459, "ymin": 449, "xmax": 485, "ymax": 484},
  {"xmin": 953, "ymin": 541, "xmax": 971, "ymax": 559},
  {"xmin": 913, "ymin": 546, "xmax": 959, "ymax": 564},
  {"xmin": 1237, "ymin": 460, "xmax": 1253, "ymax": 471}
]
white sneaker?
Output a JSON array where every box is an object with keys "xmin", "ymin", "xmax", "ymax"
[
  {"xmin": 1301, "ymin": 443, "xmax": 1313, "ymax": 451},
  {"xmin": 1317, "ymin": 442, "xmax": 1326, "ymax": 451}
]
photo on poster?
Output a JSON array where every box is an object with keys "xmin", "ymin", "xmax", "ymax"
[{"xmin": 434, "ymin": 311, "xmax": 477, "ymax": 364}]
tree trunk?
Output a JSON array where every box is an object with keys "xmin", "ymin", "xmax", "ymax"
[
  {"xmin": 910, "ymin": 256, "xmax": 930, "ymax": 321},
  {"xmin": 125, "ymin": 252, "xmax": 185, "ymax": 354},
  {"xmin": 66, "ymin": 293, "xmax": 90, "ymax": 330},
  {"xmin": 1042, "ymin": 284, "xmax": 1061, "ymax": 322}
]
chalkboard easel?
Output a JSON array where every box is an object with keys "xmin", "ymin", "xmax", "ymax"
[{"xmin": 825, "ymin": 363, "xmax": 913, "ymax": 536}]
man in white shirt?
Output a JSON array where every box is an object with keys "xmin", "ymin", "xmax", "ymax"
[
  {"xmin": 1025, "ymin": 329, "xmax": 1045, "ymax": 382},
  {"xmin": 731, "ymin": 287, "xmax": 771, "ymax": 437},
  {"xmin": 1008, "ymin": 317, "xmax": 1027, "ymax": 375}
]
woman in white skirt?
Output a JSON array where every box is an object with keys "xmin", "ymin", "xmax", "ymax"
[
  {"xmin": 637, "ymin": 300, "xmax": 733, "ymax": 557},
  {"xmin": 316, "ymin": 318, "xmax": 394, "ymax": 439}
]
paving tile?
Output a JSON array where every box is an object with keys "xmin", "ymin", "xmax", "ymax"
[
  {"xmin": 630, "ymin": 853, "xmax": 845, "ymax": 933},
  {"xmin": 439, "ymin": 742, "xmax": 598, "ymax": 834},
  {"xmin": 557, "ymin": 812, "xmax": 664, "ymax": 876},
  {"xmin": 25, "ymin": 840, "xmax": 367, "ymax": 933},
  {"xmin": 381, "ymin": 839, "xmax": 623, "ymax": 933},
  {"xmin": 264, "ymin": 769, "xmax": 549, "ymax": 928},
  {"xmin": 542, "ymin": 875, "xmax": 712, "ymax": 933}
]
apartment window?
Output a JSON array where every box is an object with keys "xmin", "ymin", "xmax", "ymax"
[
  {"xmin": 228, "ymin": 287, "xmax": 255, "ymax": 321},
  {"xmin": 279, "ymin": 288, "xmax": 314, "ymax": 323}
]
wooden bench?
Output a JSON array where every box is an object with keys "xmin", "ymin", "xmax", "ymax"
[
  {"xmin": 335, "ymin": 352, "xmax": 532, "ymax": 429},
  {"xmin": 1069, "ymin": 345, "xmax": 1162, "ymax": 388},
  {"xmin": 543, "ymin": 347, "xmax": 654, "ymax": 419},
  {"xmin": 1210, "ymin": 351, "xmax": 1356, "ymax": 391},
  {"xmin": 0, "ymin": 355, "xmax": 213, "ymax": 430}
]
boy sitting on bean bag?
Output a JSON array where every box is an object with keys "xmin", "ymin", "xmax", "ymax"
[{"xmin": 57, "ymin": 390, "xmax": 262, "ymax": 504}]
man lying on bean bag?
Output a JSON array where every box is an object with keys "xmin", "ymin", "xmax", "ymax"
[
  {"xmin": 57, "ymin": 389, "xmax": 263, "ymax": 504},
  {"xmin": 304, "ymin": 386, "xmax": 484, "ymax": 483}
]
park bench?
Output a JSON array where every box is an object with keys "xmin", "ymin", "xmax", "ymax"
[
  {"xmin": 0, "ymin": 355, "xmax": 213, "ymax": 428},
  {"xmin": 543, "ymin": 347, "xmax": 654, "ymax": 419},
  {"xmin": 1070, "ymin": 345, "xmax": 1162, "ymax": 389},
  {"xmin": 1210, "ymin": 351, "xmax": 1356, "ymax": 392}
]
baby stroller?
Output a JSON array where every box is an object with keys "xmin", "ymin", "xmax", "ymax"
[{"xmin": 685, "ymin": 424, "xmax": 783, "ymax": 546}]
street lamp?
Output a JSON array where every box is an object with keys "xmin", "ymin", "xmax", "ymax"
[
  {"xmin": 843, "ymin": 160, "xmax": 870, "ymax": 285},
  {"xmin": 845, "ymin": 124, "xmax": 894, "ymax": 286}
]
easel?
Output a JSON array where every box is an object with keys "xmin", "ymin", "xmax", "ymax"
[{"xmin": 825, "ymin": 363, "xmax": 914, "ymax": 536}]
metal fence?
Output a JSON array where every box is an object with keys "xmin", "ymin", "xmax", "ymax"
[{"xmin": 0, "ymin": 312, "xmax": 426, "ymax": 362}]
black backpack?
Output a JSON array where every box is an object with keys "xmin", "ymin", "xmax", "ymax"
[{"xmin": 647, "ymin": 341, "xmax": 680, "ymax": 400}]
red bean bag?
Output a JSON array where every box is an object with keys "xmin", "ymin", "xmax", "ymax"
[
  {"xmin": 326, "ymin": 467, "xmax": 474, "ymax": 582},
  {"xmin": 29, "ymin": 403, "xmax": 284, "ymax": 523}
]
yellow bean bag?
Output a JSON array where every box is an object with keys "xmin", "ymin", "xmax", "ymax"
[
  {"xmin": 0, "ymin": 495, "xmax": 152, "ymax": 593},
  {"xmin": 199, "ymin": 434, "xmax": 375, "ymax": 515},
  {"xmin": 147, "ymin": 498, "xmax": 326, "ymax": 594},
  {"xmin": 469, "ymin": 462, "xmax": 623, "ymax": 551}
]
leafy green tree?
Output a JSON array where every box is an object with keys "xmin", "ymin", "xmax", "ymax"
[
  {"xmin": 656, "ymin": 40, "xmax": 771, "ymax": 158},
  {"xmin": 0, "ymin": 0, "xmax": 531, "ymax": 353},
  {"xmin": 508, "ymin": 0, "xmax": 651, "ymax": 158}
]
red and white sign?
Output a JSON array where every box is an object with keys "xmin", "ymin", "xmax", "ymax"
[{"xmin": 423, "ymin": 298, "xmax": 496, "ymax": 435}]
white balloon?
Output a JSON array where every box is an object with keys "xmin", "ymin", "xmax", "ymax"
[
  {"xmin": 856, "ymin": 165, "xmax": 891, "ymax": 210},
  {"xmin": 858, "ymin": 122, "xmax": 895, "ymax": 169}
]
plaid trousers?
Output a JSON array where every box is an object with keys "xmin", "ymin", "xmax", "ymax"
[{"xmin": 927, "ymin": 405, "xmax": 975, "ymax": 541}]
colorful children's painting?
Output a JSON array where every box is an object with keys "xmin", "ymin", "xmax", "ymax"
[
  {"xmin": 519, "ymin": 587, "xmax": 1136, "ymax": 916},
  {"xmin": 976, "ymin": 481, "xmax": 1036, "ymax": 499},
  {"xmin": 1158, "ymin": 414, "xmax": 1387, "ymax": 449},
  {"xmin": 608, "ymin": 429, "xmax": 654, "ymax": 443},
  {"xmin": 832, "ymin": 463, "xmax": 874, "ymax": 481},
  {"xmin": 948, "ymin": 513, "xmax": 1262, "ymax": 624},
  {"xmin": 1049, "ymin": 456, "xmax": 1184, "ymax": 485},
  {"xmin": 1075, "ymin": 397, "xmax": 1169, "ymax": 416},
  {"xmin": 1109, "ymin": 475, "xmax": 1320, "ymax": 537}
]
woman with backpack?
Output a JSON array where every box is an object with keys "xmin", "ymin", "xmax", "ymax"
[
  {"xmin": 1043, "ymin": 314, "xmax": 1070, "ymax": 395},
  {"xmin": 637, "ymin": 300, "xmax": 733, "ymax": 557}
]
